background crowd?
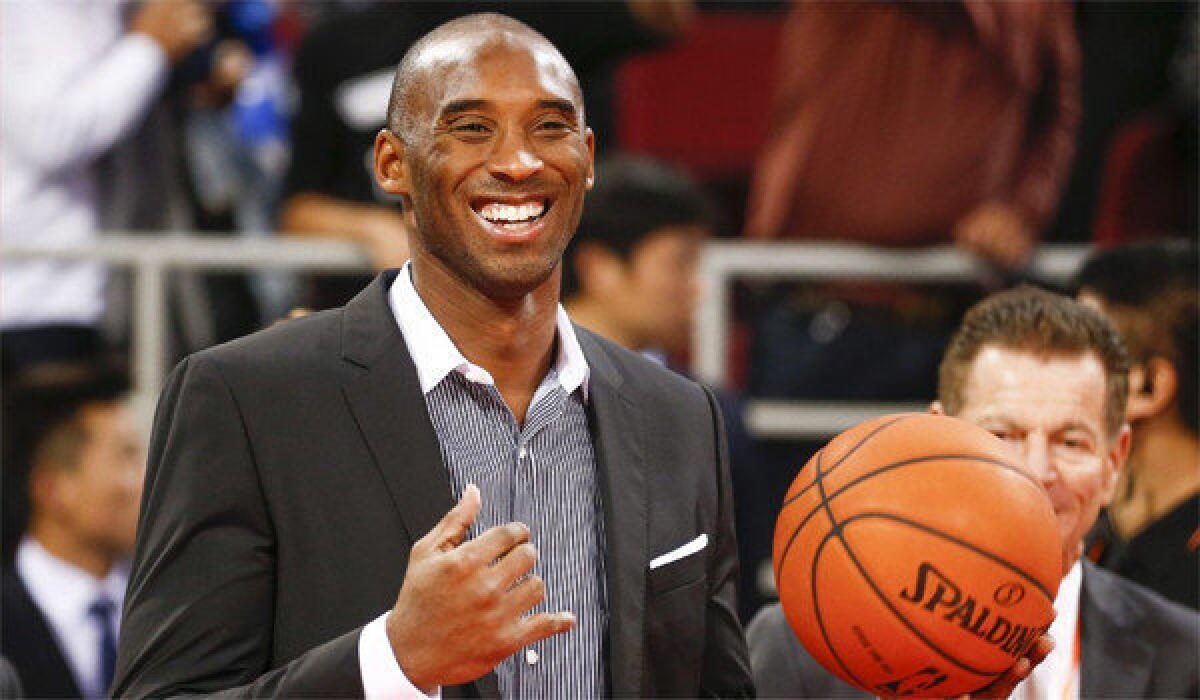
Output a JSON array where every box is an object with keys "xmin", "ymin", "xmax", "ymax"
[{"xmin": 0, "ymin": 1, "xmax": 1196, "ymax": 698}]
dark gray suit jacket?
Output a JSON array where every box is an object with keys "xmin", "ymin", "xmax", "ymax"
[
  {"xmin": 747, "ymin": 562, "xmax": 1199, "ymax": 698},
  {"xmin": 112, "ymin": 271, "xmax": 752, "ymax": 698}
]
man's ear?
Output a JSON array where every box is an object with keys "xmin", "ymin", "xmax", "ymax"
[
  {"xmin": 929, "ymin": 401, "xmax": 946, "ymax": 416},
  {"xmin": 583, "ymin": 127, "xmax": 596, "ymax": 190},
  {"xmin": 1101, "ymin": 423, "xmax": 1133, "ymax": 507},
  {"xmin": 1127, "ymin": 357, "xmax": 1177, "ymax": 423},
  {"xmin": 374, "ymin": 129, "xmax": 410, "ymax": 199}
]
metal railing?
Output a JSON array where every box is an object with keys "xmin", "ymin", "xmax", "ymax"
[
  {"xmin": 693, "ymin": 242, "xmax": 1089, "ymax": 438},
  {"xmin": 3, "ymin": 236, "xmax": 1089, "ymax": 437}
]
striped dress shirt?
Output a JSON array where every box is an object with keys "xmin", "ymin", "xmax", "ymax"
[{"xmin": 389, "ymin": 264, "xmax": 608, "ymax": 699}]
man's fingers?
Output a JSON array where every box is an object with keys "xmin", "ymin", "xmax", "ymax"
[
  {"xmin": 492, "ymin": 542, "xmax": 539, "ymax": 589},
  {"xmin": 518, "ymin": 611, "xmax": 576, "ymax": 648},
  {"xmin": 461, "ymin": 521, "xmax": 530, "ymax": 565},
  {"xmin": 433, "ymin": 484, "xmax": 481, "ymax": 551},
  {"xmin": 1027, "ymin": 634, "xmax": 1055, "ymax": 666},
  {"xmin": 505, "ymin": 573, "xmax": 547, "ymax": 614}
]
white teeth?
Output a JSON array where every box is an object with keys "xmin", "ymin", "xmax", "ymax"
[{"xmin": 479, "ymin": 201, "xmax": 545, "ymax": 223}]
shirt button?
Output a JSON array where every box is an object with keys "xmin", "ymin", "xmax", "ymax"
[
  {"xmin": 525, "ymin": 648, "xmax": 539, "ymax": 665},
  {"xmin": 518, "ymin": 446, "xmax": 528, "ymax": 459}
]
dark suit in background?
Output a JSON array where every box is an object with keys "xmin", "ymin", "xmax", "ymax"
[
  {"xmin": 747, "ymin": 562, "xmax": 1200, "ymax": 698},
  {"xmin": 112, "ymin": 272, "xmax": 752, "ymax": 698},
  {"xmin": 1, "ymin": 572, "xmax": 79, "ymax": 698},
  {"xmin": 0, "ymin": 655, "xmax": 24, "ymax": 699}
]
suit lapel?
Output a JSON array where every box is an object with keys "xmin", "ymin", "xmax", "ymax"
[
  {"xmin": 339, "ymin": 272, "xmax": 500, "ymax": 699},
  {"xmin": 1080, "ymin": 563, "xmax": 1154, "ymax": 697},
  {"xmin": 580, "ymin": 329, "xmax": 649, "ymax": 698}
]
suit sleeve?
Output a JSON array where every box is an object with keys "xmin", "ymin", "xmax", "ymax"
[
  {"xmin": 747, "ymin": 605, "xmax": 819, "ymax": 698},
  {"xmin": 112, "ymin": 356, "xmax": 364, "ymax": 698},
  {"xmin": 699, "ymin": 386, "xmax": 755, "ymax": 698}
]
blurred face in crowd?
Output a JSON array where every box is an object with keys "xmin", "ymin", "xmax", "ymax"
[
  {"xmin": 945, "ymin": 345, "xmax": 1130, "ymax": 568},
  {"xmin": 1077, "ymin": 291, "xmax": 1170, "ymax": 427},
  {"xmin": 34, "ymin": 401, "xmax": 145, "ymax": 560},
  {"xmin": 376, "ymin": 31, "xmax": 594, "ymax": 300},
  {"xmin": 582, "ymin": 225, "xmax": 707, "ymax": 355}
]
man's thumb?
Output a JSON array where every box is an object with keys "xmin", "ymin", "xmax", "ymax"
[{"xmin": 437, "ymin": 483, "xmax": 480, "ymax": 550}]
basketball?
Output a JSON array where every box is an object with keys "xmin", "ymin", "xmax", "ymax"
[{"xmin": 772, "ymin": 413, "xmax": 1063, "ymax": 697}]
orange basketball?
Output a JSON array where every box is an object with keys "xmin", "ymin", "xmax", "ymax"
[{"xmin": 772, "ymin": 413, "xmax": 1062, "ymax": 697}]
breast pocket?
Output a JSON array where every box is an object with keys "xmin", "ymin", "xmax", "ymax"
[{"xmin": 648, "ymin": 546, "xmax": 708, "ymax": 596}]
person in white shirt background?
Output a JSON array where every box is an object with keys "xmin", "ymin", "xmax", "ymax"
[
  {"xmin": 0, "ymin": 0, "xmax": 210, "ymax": 378},
  {"xmin": 1, "ymin": 362, "xmax": 145, "ymax": 699}
]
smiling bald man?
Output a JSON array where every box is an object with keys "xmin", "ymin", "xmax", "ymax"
[{"xmin": 112, "ymin": 14, "xmax": 752, "ymax": 699}]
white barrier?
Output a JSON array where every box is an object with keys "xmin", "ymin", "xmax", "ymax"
[{"xmin": 2, "ymin": 236, "xmax": 1088, "ymax": 438}]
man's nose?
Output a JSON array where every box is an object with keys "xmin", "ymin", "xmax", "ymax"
[
  {"xmin": 487, "ymin": 131, "xmax": 543, "ymax": 183},
  {"xmin": 1019, "ymin": 434, "xmax": 1055, "ymax": 486}
]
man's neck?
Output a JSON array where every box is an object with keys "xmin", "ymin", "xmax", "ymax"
[
  {"xmin": 411, "ymin": 257, "xmax": 558, "ymax": 425},
  {"xmin": 564, "ymin": 296, "xmax": 642, "ymax": 352},
  {"xmin": 1111, "ymin": 420, "xmax": 1200, "ymax": 538},
  {"xmin": 28, "ymin": 521, "xmax": 113, "ymax": 581}
]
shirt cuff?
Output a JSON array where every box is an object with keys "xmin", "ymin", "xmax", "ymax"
[
  {"xmin": 117, "ymin": 33, "xmax": 169, "ymax": 92},
  {"xmin": 358, "ymin": 612, "xmax": 441, "ymax": 700}
]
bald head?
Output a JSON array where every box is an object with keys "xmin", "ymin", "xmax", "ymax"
[{"xmin": 386, "ymin": 13, "xmax": 585, "ymax": 143}]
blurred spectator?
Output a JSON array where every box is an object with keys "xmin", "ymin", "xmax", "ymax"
[
  {"xmin": 0, "ymin": 657, "xmax": 22, "ymax": 699},
  {"xmin": 565, "ymin": 155, "xmax": 714, "ymax": 361},
  {"xmin": 1091, "ymin": 14, "xmax": 1198, "ymax": 247},
  {"xmin": 1049, "ymin": 2, "xmax": 1195, "ymax": 243},
  {"xmin": 0, "ymin": 0, "xmax": 212, "ymax": 378},
  {"xmin": 742, "ymin": 1, "xmax": 1079, "ymax": 403},
  {"xmin": 1, "ymin": 362, "xmax": 143, "ymax": 699},
  {"xmin": 279, "ymin": 1, "xmax": 690, "ymax": 309},
  {"xmin": 1076, "ymin": 241, "xmax": 1200, "ymax": 609},
  {"xmin": 746, "ymin": 1, "xmax": 1079, "ymax": 269},
  {"xmin": 564, "ymin": 155, "xmax": 772, "ymax": 620}
]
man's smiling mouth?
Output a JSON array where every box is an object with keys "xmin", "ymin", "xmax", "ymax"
[{"xmin": 470, "ymin": 197, "xmax": 551, "ymax": 237}]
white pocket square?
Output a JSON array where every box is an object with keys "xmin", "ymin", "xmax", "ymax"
[{"xmin": 649, "ymin": 533, "xmax": 709, "ymax": 570}]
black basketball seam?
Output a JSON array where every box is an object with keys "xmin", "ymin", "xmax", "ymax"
[
  {"xmin": 839, "ymin": 512, "xmax": 1056, "ymax": 601},
  {"xmin": 775, "ymin": 448, "xmax": 823, "ymax": 588},
  {"xmin": 775, "ymin": 453, "xmax": 1043, "ymax": 597},
  {"xmin": 786, "ymin": 453, "xmax": 1042, "ymax": 543},
  {"xmin": 819, "ymin": 518, "xmax": 1022, "ymax": 680},
  {"xmin": 809, "ymin": 495, "xmax": 874, "ymax": 692},
  {"xmin": 783, "ymin": 449, "xmax": 1034, "ymax": 511},
  {"xmin": 775, "ymin": 415, "xmax": 916, "ymax": 590},
  {"xmin": 782, "ymin": 414, "xmax": 914, "ymax": 508}
]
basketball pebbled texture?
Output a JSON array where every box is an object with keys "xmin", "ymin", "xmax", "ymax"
[{"xmin": 773, "ymin": 413, "xmax": 1062, "ymax": 697}]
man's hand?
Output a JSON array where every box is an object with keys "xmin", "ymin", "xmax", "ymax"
[
  {"xmin": 955, "ymin": 633, "xmax": 1055, "ymax": 699},
  {"xmin": 130, "ymin": 0, "xmax": 213, "ymax": 63},
  {"xmin": 952, "ymin": 201, "xmax": 1035, "ymax": 271},
  {"xmin": 386, "ymin": 485, "xmax": 575, "ymax": 692}
]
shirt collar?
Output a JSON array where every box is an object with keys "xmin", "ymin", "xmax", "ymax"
[
  {"xmin": 15, "ymin": 537, "xmax": 127, "ymax": 626},
  {"xmin": 1017, "ymin": 559, "xmax": 1082, "ymax": 698},
  {"xmin": 388, "ymin": 263, "xmax": 589, "ymax": 401}
]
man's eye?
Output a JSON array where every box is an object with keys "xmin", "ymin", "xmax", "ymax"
[
  {"xmin": 453, "ymin": 122, "xmax": 490, "ymax": 135},
  {"xmin": 537, "ymin": 119, "xmax": 571, "ymax": 133}
]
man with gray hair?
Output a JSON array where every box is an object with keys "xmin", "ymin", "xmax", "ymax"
[{"xmin": 748, "ymin": 286, "xmax": 1199, "ymax": 698}]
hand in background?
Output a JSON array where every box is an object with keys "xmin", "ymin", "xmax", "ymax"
[
  {"xmin": 386, "ymin": 485, "xmax": 576, "ymax": 692},
  {"xmin": 130, "ymin": 0, "xmax": 213, "ymax": 63},
  {"xmin": 953, "ymin": 202, "xmax": 1036, "ymax": 272},
  {"xmin": 626, "ymin": 0, "xmax": 696, "ymax": 36}
]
